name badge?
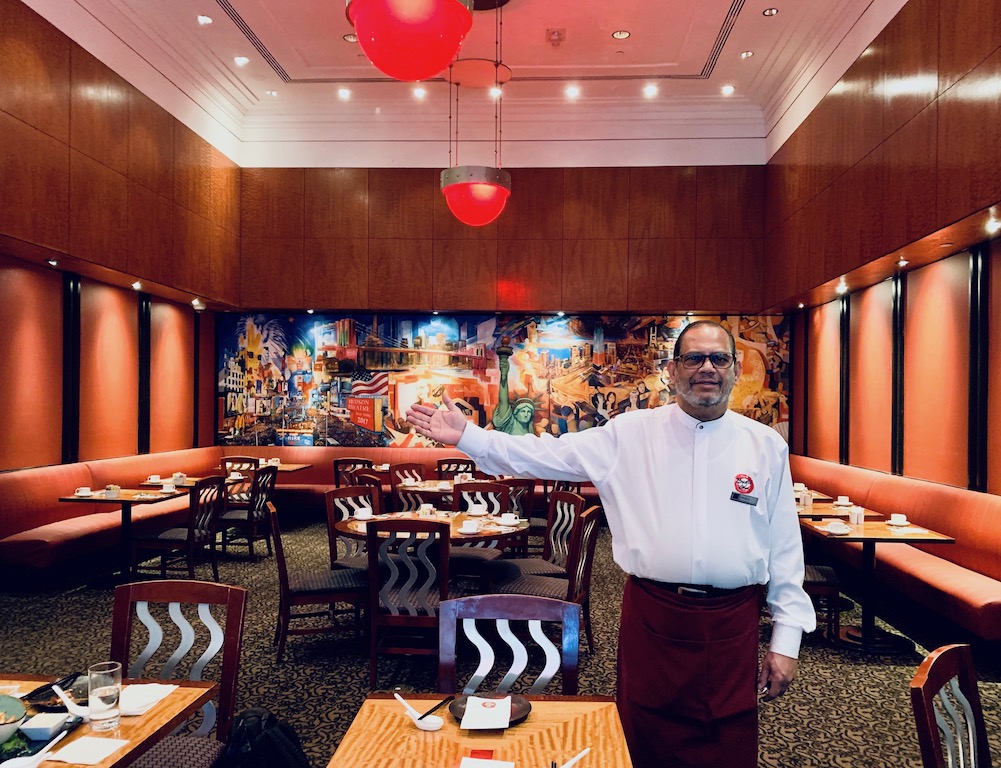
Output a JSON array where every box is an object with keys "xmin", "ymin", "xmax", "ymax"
[{"xmin": 730, "ymin": 491, "xmax": 758, "ymax": 507}]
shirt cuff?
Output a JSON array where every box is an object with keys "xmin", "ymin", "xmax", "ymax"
[
  {"xmin": 769, "ymin": 623, "xmax": 803, "ymax": 659},
  {"xmin": 456, "ymin": 421, "xmax": 489, "ymax": 457}
]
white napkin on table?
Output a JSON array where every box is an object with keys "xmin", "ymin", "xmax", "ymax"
[
  {"xmin": 120, "ymin": 683, "xmax": 177, "ymax": 716},
  {"xmin": 460, "ymin": 696, "xmax": 511, "ymax": 729},
  {"xmin": 458, "ymin": 759, "xmax": 515, "ymax": 768},
  {"xmin": 49, "ymin": 737, "xmax": 128, "ymax": 765}
]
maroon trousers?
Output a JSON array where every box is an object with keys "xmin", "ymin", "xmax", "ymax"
[{"xmin": 617, "ymin": 577, "xmax": 761, "ymax": 768}]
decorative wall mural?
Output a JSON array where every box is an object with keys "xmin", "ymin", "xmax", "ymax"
[{"xmin": 216, "ymin": 313, "xmax": 791, "ymax": 447}]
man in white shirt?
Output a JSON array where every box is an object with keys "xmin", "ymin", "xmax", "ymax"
[{"xmin": 405, "ymin": 321, "xmax": 815, "ymax": 768}]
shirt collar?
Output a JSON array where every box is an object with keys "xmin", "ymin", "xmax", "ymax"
[{"xmin": 672, "ymin": 403, "xmax": 731, "ymax": 432}]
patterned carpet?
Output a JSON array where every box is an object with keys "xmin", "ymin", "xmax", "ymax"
[{"xmin": 2, "ymin": 522, "xmax": 1000, "ymax": 767}]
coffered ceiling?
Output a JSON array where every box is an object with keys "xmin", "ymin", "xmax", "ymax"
[{"xmin": 22, "ymin": 0, "xmax": 907, "ymax": 167}]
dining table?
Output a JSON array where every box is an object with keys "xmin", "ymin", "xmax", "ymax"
[
  {"xmin": 797, "ymin": 502, "xmax": 883, "ymax": 521},
  {"xmin": 0, "ymin": 674, "xmax": 216, "ymax": 768},
  {"xmin": 334, "ymin": 511, "xmax": 529, "ymax": 547},
  {"xmin": 800, "ymin": 517, "xmax": 955, "ymax": 653},
  {"xmin": 58, "ymin": 489, "xmax": 187, "ymax": 581},
  {"xmin": 327, "ymin": 692, "xmax": 631, "ymax": 767}
]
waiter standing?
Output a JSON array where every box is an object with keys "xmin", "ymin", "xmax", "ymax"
[{"xmin": 405, "ymin": 320, "xmax": 815, "ymax": 768}]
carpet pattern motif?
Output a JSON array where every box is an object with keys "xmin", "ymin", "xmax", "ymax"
[{"xmin": 2, "ymin": 523, "xmax": 1000, "ymax": 767}]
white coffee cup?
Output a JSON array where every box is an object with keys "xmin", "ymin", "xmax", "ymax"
[
  {"xmin": 402, "ymin": 477, "xmax": 416, "ymax": 486},
  {"xmin": 499, "ymin": 513, "xmax": 519, "ymax": 526},
  {"xmin": 467, "ymin": 503, "xmax": 487, "ymax": 516},
  {"xmin": 147, "ymin": 474, "xmax": 160, "ymax": 483},
  {"xmin": 104, "ymin": 486, "xmax": 120, "ymax": 499},
  {"xmin": 229, "ymin": 471, "xmax": 242, "ymax": 480},
  {"xmin": 793, "ymin": 482, "xmax": 807, "ymax": 492},
  {"xmin": 355, "ymin": 507, "xmax": 374, "ymax": 520},
  {"xmin": 890, "ymin": 513, "xmax": 907, "ymax": 525},
  {"xmin": 259, "ymin": 458, "xmax": 267, "ymax": 466},
  {"xmin": 836, "ymin": 495, "xmax": 850, "ymax": 505},
  {"xmin": 460, "ymin": 520, "xmax": 480, "ymax": 534},
  {"xmin": 269, "ymin": 457, "xmax": 281, "ymax": 466},
  {"xmin": 75, "ymin": 487, "xmax": 91, "ymax": 496},
  {"xmin": 162, "ymin": 483, "xmax": 176, "ymax": 493}
]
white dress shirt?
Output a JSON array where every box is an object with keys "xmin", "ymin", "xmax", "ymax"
[{"xmin": 457, "ymin": 403, "xmax": 816, "ymax": 658}]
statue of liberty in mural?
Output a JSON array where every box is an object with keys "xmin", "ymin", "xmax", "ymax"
[{"xmin": 491, "ymin": 336, "xmax": 537, "ymax": 436}]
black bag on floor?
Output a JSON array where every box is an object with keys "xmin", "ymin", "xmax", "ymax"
[{"xmin": 217, "ymin": 707, "xmax": 312, "ymax": 768}]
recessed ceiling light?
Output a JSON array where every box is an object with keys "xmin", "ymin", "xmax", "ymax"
[
  {"xmin": 721, "ymin": 84, "xmax": 735, "ymax": 96},
  {"xmin": 740, "ymin": 50, "xmax": 754, "ymax": 59},
  {"xmin": 611, "ymin": 30, "xmax": 631, "ymax": 40},
  {"xmin": 797, "ymin": 303, "xmax": 805, "ymax": 309},
  {"xmin": 413, "ymin": 86, "xmax": 427, "ymax": 100},
  {"xmin": 986, "ymin": 219, "xmax": 1001, "ymax": 235},
  {"xmin": 265, "ymin": 90, "xmax": 278, "ymax": 97},
  {"xmin": 47, "ymin": 259, "xmax": 58, "ymax": 267},
  {"xmin": 835, "ymin": 280, "xmax": 848, "ymax": 295},
  {"xmin": 763, "ymin": 8, "xmax": 778, "ymax": 16},
  {"xmin": 432, "ymin": 310, "xmax": 439, "ymax": 315},
  {"xmin": 306, "ymin": 309, "xmax": 315, "ymax": 315},
  {"xmin": 565, "ymin": 84, "xmax": 581, "ymax": 99},
  {"xmin": 197, "ymin": 15, "xmax": 212, "ymax": 25},
  {"xmin": 191, "ymin": 298, "xmax": 204, "ymax": 309},
  {"xmin": 343, "ymin": 33, "xmax": 358, "ymax": 43},
  {"xmin": 643, "ymin": 83, "xmax": 658, "ymax": 98},
  {"xmin": 489, "ymin": 85, "xmax": 503, "ymax": 99},
  {"xmin": 338, "ymin": 88, "xmax": 351, "ymax": 100},
  {"xmin": 897, "ymin": 257, "xmax": 909, "ymax": 267},
  {"xmin": 131, "ymin": 281, "xmax": 142, "ymax": 291},
  {"xmin": 234, "ymin": 56, "xmax": 250, "ymax": 67},
  {"xmin": 556, "ymin": 311, "xmax": 565, "ymax": 317}
]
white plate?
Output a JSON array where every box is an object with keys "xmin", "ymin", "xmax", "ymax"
[
  {"xmin": 74, "ymin": 491, "xmax": 93, "ymax": 497},
  {"xmin": 886, "ymin": 519, "xmax": 909, "ymax": 527},
  {"xmin": 465, "ymin": 509, "xmax": 488, "ymax": 517},
  {"xmin": 832, "ymin": 501, "xmax": 852, "ymax": 507}
]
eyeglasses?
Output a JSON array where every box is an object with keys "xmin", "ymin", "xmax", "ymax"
[{"xmin": 676, "ymin": 352, "xmax": 736, "ymax": 370}]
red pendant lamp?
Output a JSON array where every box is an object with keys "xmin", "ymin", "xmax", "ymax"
[
  {"xmin": 441, "ymin": 166, "xmax": 511, "ymax": 227},
  {"xmin": 345, "ymin": 0, "xmax": 474, "ymax": 82}
]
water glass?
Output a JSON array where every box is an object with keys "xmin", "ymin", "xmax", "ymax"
[{"xmin": 88, "ymin": 661, "xmax": 122, "ymax": 731}]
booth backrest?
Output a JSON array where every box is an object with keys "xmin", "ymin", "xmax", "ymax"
[
  {"xmin": 0, "ymin": 463, "xmax": 96, "ymax": 540},
  {"xmin": 788, "ymin": 455, "xmax": 879, "ymax": 507},
  {"xmin": 86, "ymin": 448, "xmax": 224, "ymax": 488}
]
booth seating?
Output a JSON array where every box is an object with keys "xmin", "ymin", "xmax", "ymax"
[{"xmin": 790, "ymin": 455, "xmax": 1001, "ymax": 641}]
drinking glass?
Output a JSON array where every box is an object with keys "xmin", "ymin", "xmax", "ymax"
[{"xmin": 88, "ymin": 661, "xmax": 122, "ymax": 731}]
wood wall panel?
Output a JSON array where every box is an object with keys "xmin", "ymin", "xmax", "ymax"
[
  {"xmin": 303, "ymin": 238, "xmax": 369, "ymax": 309},
  {"xmin": 988, "ymin": 239, "xmax": 1001, "ymax": 494},
  {"xmin": 628, "ymin": 167, "xmax": 697, "ymax": 239},
  {"xmin": 848, "ymin": 279, "xmax": 893, "ymax": 471},
  {"xmin": 69, "ymin": 46, "xmax": 128, "ymax": 174},
  {"xmin": 149, "ymin": 299, "xmax": 194, "ymax": 452},
  {"xmin": 304, "ymin": 168, "xmax": 368, "ymax": 239},
  {"xmin": 497, "ymin": 168, "xmax": 564, "ymax": 240},
  {"xmin": 0, "ymin": 110, "xmax": 70, "ymax": 251},
  {"xmin": 69, "ymin": 149, "xmax": 127, "ymax": 270},
  {"xmin": 563, "ymin": 168, "xmax": 629, "ymax": 240},
  {"xmin": 367, "ymin": 239, "xmax": 432, "ymax": 309},
  {"xmin": 209, "ymin": 226, "xmax": 240, "ymax": 306},
  {"xmin": 127, "ymin": 88, "xmax": 173, "ymax": 199},
  {"xmin": 837, "ymin": 48, "xmax": 884, "ymax": 175},
  {"xmin": 240, "ymin": 237, "xmax": 304, "ymax": 308},
  {"xmin": 696, "ymin": 166, "xmax": 764, "ymax": 239},
  {"xmin": 834, "ymin": 146, "xmax": 885, "ymax": 279},
  {"xmin": 240, "ymin": 168, "xmax": 304, "ymax": 239},
  {"xmin": 433, "ymin": 240, "xmax": 497, "ymax": 310},
  {"xmin": 368, "ymin": 169, "xmax": 435, "ymax": 239},
  {"xmin": 127, "ymin": 182, "xmax": 172, "ymax": 285},
  {"xmin": 881, "ymin": 0, "xmax": 940, "ymax": 138},
  {"xmin": 903, "ymin": 253, "xmax": 970, "ymax": 486},
  {"xmin": 174, "ymin": 124, "xmax": 211, "ymax": 218},
  {"xmin": 0, "ymin": 0, "xmax": 70, "ymax": 142},
  {"xmin": 79, "ymin": 280, "xmax": 138, "ymax": 460},
  {"xmin": 210, "ymin": 147, "xmax": 240, "ymax": 236},
  {"xmin": 562, "ymin": 239, "xmax": 628, "ymax": 311},
  {"xmin": 936, "ymin": 48, "xmax": 1001, "ymax": 228},
  {"xmin": 881, "ymin": 102, "xmax": 938, "ymax": 255},
  {"xmin": 173, "ymin": 206, "xmax": 214, "ymax": 297},
  {"xmin": 938, "ymin": 0, "xmax": 1001, "ymax": 93},
  {"xmin": 806, "ymin": 300, "xmax": 841, "ymax": 461},
  {"xmin": 694, "ymin": 239, "xmax": 763, "ymax": 312},
  {"xmin": 497, "ymin": 240, "xmax": 563, "ymax": 311},
  {"xmin": 626, "ymin": 238, "xmax": 694, "ymax": 312},
  {"xmin": 814, "ymin": 186, "xmax": 845, "ymax": 291},
  {"xmin": 0, "ymin": 253, "xmax": 62, "ymax": 470}
]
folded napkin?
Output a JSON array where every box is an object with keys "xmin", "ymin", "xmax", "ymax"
[
  {"xmin": 119, "ymin": 683, "xmax": 177, "ymax": 716},
  {"xmin": 50, "ymin": 737, "xmax": 128, "ymax": 765},
  {"xmin": 458, "ymin": 759, "xmax": 514, "ymax": 768}
]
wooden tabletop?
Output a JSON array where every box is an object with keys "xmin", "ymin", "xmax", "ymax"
[
  {"xmin": 0, "ymin": 674, "xmax": 216, "ymax": 768},
  {"xmin": 335, "ymin": 512, "xmax": 529, "ymax": 545},
  {"xmin": 58, "ymin": 489, "xmax": 187, "ymax": 505},
  {"xmin": 798, "ymin": 503, "xmax": 883, "ymax": 520},
  {"xmin": 327, "ymin": 694, "xmax": 631, "ymax": 767},
  {"xmin": 800, "ymin": 518, "xmax": 956, "ymax": 543},
  {"xmin": 216, "ymin": 462, "xmax": 312, "ymax": 473},
  {"xmin": 397, "ymin": 478, "xmax": 511, "ymax": 494}
]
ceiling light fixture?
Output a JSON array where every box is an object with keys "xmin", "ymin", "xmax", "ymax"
[
  {"xmin": 489, "ymin": 85, "xmax": 503, "ymax": 99},
  {"xmin": 440, "ymin": 8, "xmax": 512, "ymax": 227},
  {"xmin": 191, "ymin": 298, "xmax": 205, "ymax": 311},
  {"xmin": 413, "ymin": 86, "xmax": 427, "ymax": 99},
  {"xmin": 234, "ymin": 56, "xmax": 250, "ymax": 66},
  {"xmin": 197, "ymin": 15, "xmax": 213, "ymax": 25},
  {"xmin": 556, "ymin": 311, "xmax": 566, "ymax": 317},
  {"xmin": 345, "ymin": 0, "xmax": 474, "ymax": 82},
  {"xmin": 343, "ymin": 32, "xmax": 358, "ymax": 43},
  {"xmin": 338, "ymin": 88, "xmax": 352, "ymax": 100},
  {"xmin": 307, "ymin": 309, "xmax": 315, "ymax": 315},
  {"xmin": 643, "ymin": 83, "xmax": 658, "ymax": 98},
  {"xmin": 47, "ymin": 259, "xmax": 58, "ymax": 267},
  {"xmin": 835, "ymin": 279, "xmax": 848, "ymax": 295},
  {"xmin": 265, "ymin": 90, "xmax": 278, "ymax": 97},
  {"xmin": 763, "ymin": 8, "xmax": 778, "ymax": 16},
  {"xmin": 611, "ymin": 30, "xmax": 630, "ymax": 40},
  {"xmin": 740, "ymin": 50, "xmax": 754, "ymax": 59},
  {"xmin": 721, "ymin": 84, "xmax": 735, "ymax": 96},
  {"xmin": 897, "ymin": 257, "xmax": 909, "ymax": 267},
  {"xmin": 797, "ymin": 303, "xmax": 805, "ymax": 309},
  {"xmin": 565, "ymin": 84, "xmax": 581, "ymax": 99},
  {"xmin": 131, "ymin": 281, "xmax": 142, "ymax": 291},
  {"xmin": 986, "ymin": 219, "xmax": 1001, "ymax": 235}
]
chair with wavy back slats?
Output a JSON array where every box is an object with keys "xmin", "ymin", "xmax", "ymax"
[
  {"xmin": 325, "ymin": 486, "xmax": 383, "ymax": 571},
  {"xmin": 436, "ymin": 458, "xmax": 477, "ymax": 480},
  {"xmin": 390, "ymin": 463, "xmax": 426, "ymax": 512},
  {"xmin": 333, "ymin": 457, "xmax": 374, "ymax": 488},
  {"xmin": 438, "ymin": 594, "xmax": 580, "ymax": 696},
  {"xmin": 220, "ymin": 465, "xmax": 277, "ymax": 559},
  {"xmin": 110, "ymin": 579, "xmax": 247, "ymax": 768}
]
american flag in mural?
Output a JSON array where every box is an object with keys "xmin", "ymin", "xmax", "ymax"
[{"xmin": 350, "ymin": 369, "xmax": 389, "ymax": 397}]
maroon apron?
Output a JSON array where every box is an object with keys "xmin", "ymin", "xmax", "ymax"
[{"xmin": 617, "ymin": 576, "xmax": 761, "ymax": 768}]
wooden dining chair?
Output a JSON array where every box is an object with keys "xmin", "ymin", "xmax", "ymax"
[
  {"xmin": 436, "ymin": 458, "xmax": 476, "ymax": 480},
  {"xmin": 438, "ymin": 594, "xmax": 580, "ymax": 696},
  {"xmin": 110, "ymin": 579, "xmax": 247, "ymax": 768},
  {"xmin": 803, "ymin": 564, "xmax": 841, "ymax": 643},
  {"xmin": 220, "ymin": 455, "xmax": 258, "ymax": 509},
  {"xmin": 269, "ymin": 503, "xmax": 367, "ymax": 662},
  {"xmin": 324, "ymin": 486, "xmax": 383, "ymax": 571},
  {"xmin": 131, "ymin": 476, "xmax": 226, "ymax": 581},
  {"xmin": 390, "ymin": 462, "xmax": 426, "ymax": 512},
  {"xmin": 367, "ymin": 518, "xmax": 455, "ymax": 689},
  {"xmin": 531, "ymin": 480, "xmax": 583, "ymax": 552},
  {"xmin": 492, "ymin": 505, "xmax": 602, "ymax": 652},
  {"xmin": 910, "ymin": 643, "xmax": 993, "ymax": 768},
  {"xmin": 220, "ymin": 465, "xmax": 277, "ymax": 559},
  {"xmin": 448, "ymin": 482, "xmax": 509, "ymax": 581},
  {"xmin": 333, "ymin": 457, "xmax": 373, "ymax": 488}
]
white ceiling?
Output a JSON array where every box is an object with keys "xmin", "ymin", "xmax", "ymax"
[{"xmin": 23, "ymin": 0, "xmax": 907, "ymax": 167}]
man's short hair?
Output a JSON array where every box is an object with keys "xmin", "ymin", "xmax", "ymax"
[{"xmin": 674, "ymin": 320, "xmax": 737, "ymax": 358}]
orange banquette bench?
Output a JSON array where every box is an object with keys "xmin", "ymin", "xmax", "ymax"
[{"xmin": 790, "ymin": 454, "xmax": 1001, "ymax": 641}]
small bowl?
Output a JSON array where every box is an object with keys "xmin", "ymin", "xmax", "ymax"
[
  {"xmin": 20, "ymin": 713, "xmax": 69, "ymax": 741},
  {"xmin": 0, "ymin": 694, "xmax": 27, "ymax": 744}
]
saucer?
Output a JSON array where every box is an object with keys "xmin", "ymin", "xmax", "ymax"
[
  {"xmin": 458, "ymin": 529, "xmax": 480, "ymax": 536},
  {"xmin": 465, "ymin": 509, "xmax": 488, "ymax": 517},
  {"xmin": 886, "ymin": 519, "xmax": 909, "ymax": 527},
  {"xmin": 74, "ymin": 491, "xmax": 93, "ymax": 497},
  {"xmin": 832, "ymin": 501, "xmax": 852, "ymax": 507}
]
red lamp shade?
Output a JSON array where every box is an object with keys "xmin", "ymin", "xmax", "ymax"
[
  {"xmin": 441, "ymin": 166, "xmax": 512, "ymax": 227},
  {"xmin": 346, "ymin": 0, "xmax": 474, "ymax": 82}
]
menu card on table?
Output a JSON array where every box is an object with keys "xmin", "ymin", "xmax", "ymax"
[{"xmin": 460, "ymin": 696, "xmax": 512, "ymax": 730}]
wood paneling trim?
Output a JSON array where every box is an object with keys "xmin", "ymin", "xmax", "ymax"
[
  {"xmin": 174, "ymin": 123, "xmax": 211, "ymax": 218},
  {"xmin": 497, "ymin": 240, "xmax": 563, "ymax": 311},
  {"xmin": 304, "ymin": 238, "xmax": 369, "ymax": 309},
  {"xmin": 69, "ymin": 45, "xmax": 128, "ymax": 174},
  {"xmin": 69, "ymin": 149, "xmax": 128, "ymax": 271},
  {"xmin": 128, "ymin": 87, "xmax": 174, "ymax": 199},
  {"xmin": 305, "ymin": 168, "xmax": 368, "ymax": 239},
  {"xmin": 696, "ymin": 166, "xmax": 764, "ymax": 239},
  {"xmin": 432, "ymin": 239, "xmax": 498, "ymax": 310},
  {"xmin": 563, "ymin": 169, "xmax": 629, "ymax": 240},
  {"xmin": 562, "ymin": 240, "xmax": 628, "ymax": 311},
  {"xmin": 497, "ymin": 169, "xmax": 564, "ymax": 240},
  {"xmin": 367, "ymin": 239, "xmax": 433, "ymax": 310},
  {"xmin": 629, "ymin": 167, "xmax": 697, "ymax": 239},
  {"xmin": 368, "ymin": 169, "xmax": 435, "ymax": 240},
  {"xmin": 241, "ymin": 168, "xmax": 305, "ymax": 239},
  {"xmin": 626, "ymin": 239, "xmax": 694, "ymax": 313},
  {"xmin": 240, "ymin": 237, "xmax": 305, "ymax": 308}
]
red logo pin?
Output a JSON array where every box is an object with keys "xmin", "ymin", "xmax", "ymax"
[{"xmin": 734, "ymin": 474, "xmax": 754, "ymax": 493}]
